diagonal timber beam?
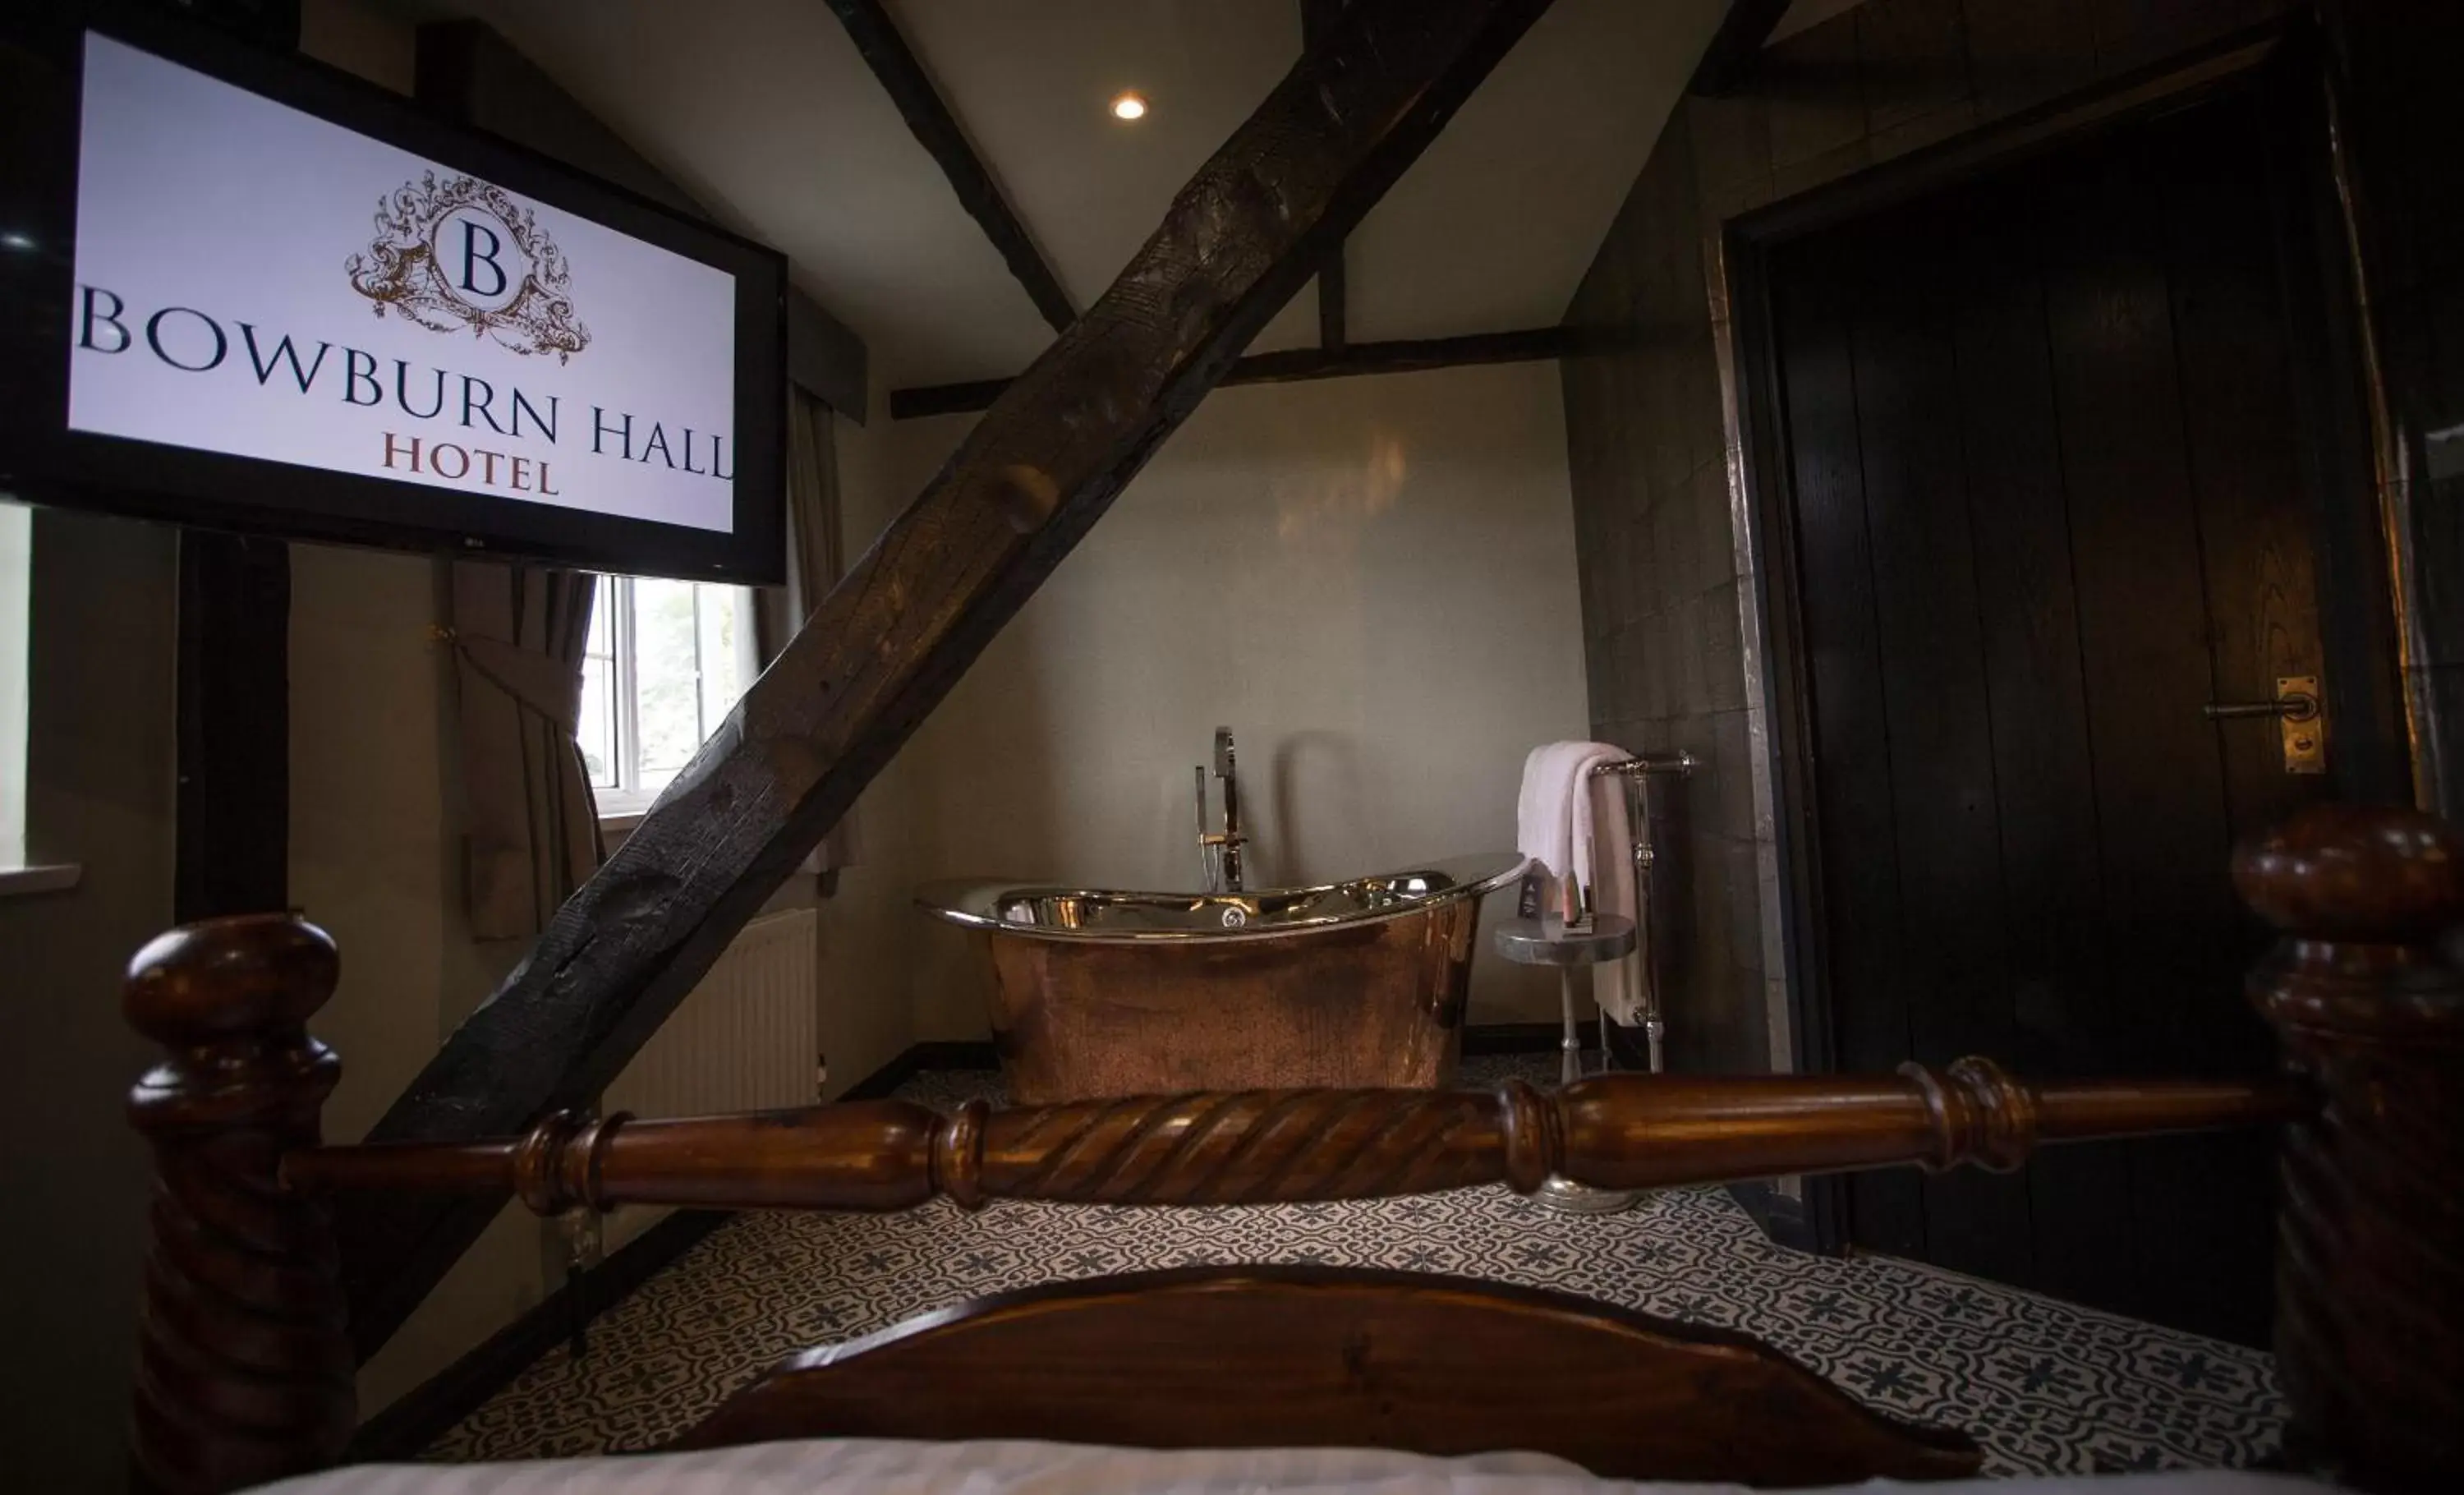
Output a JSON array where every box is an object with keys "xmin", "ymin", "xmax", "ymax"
[
  {"xmin": 825, "ymin": 0, "xmax": 1078, "ymax": 334},
  {"xmin": 333, "ymin": 0, "xmax": 1559, "ymax": 1360}
]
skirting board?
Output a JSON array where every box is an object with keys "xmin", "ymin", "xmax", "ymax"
[
  {"xmin": 1728, "ymin": 1179, "xmax": 1817, "ymax": 1254},
  {"xmin": 347, "ymin": 1207, "xmax": 733, "ymax": 1461},
  {"xmin": 874, "ymin": 1027, "xmax": 1589, "ymax": 1071},
  {"xmin": 1462, "ymin": 1019, "xmax": 1605, "ymax": 1056}
]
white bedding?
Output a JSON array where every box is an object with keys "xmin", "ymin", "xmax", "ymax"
[{"xmin": 253, "ymin": 1442, "xmax": 2335, "ymax": 1495}]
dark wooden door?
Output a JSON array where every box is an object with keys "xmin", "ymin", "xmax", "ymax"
[{"xmin": 1767, "ymin": 88, "xmax": 2358, "ymax": 1346}]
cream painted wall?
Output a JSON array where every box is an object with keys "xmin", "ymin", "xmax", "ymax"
[
  {"xmin": 894, "ymin": 361, "xmax": 1588, "ymax": 1039},
  {"xmin": 811, "ymin": 389, "xmax": 922, "ymax": 1097},
  {"xmin": 301, "ymin": 0, "xmax": 417, "ymax": 92},
  {"xmin": 0, "ymin": 510, "xmax": 177, "ymax": 1489},
  {"xmin": 289, "ymin": 540, "xmax": 554, "ymax": 1414}
]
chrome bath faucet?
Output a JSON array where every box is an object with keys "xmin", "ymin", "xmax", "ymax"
[{"xmin": 1196, "ymin": 725, "xmax": 1246, "ymax": 893}]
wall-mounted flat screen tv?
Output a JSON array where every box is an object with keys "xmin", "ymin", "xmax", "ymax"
[{"xmin": 0, "ymin": 7, "xmax": 787, "ymax": 583}]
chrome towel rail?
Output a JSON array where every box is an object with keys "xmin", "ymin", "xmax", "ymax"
[{"xmin": 1586, "ymin": 751, "xmax": 1694, "ymax": 1071}]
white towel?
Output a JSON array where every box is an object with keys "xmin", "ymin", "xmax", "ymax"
[{"xmin": 1515, "ymin": 742, "xmax": 1645, "ymax": 1025}]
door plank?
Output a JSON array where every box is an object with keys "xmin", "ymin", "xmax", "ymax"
[
  {"xmin": 1770, "ymin": 230, "xmax": 1924, "ymax": 1263},
  {"xmin": 1939, "ymin": 168, "xmax": 2132, "ymax": 1328},
  {"xmin": 2036, "ymin": 128, "xmax": 2242, "ymax": 1337},
  {"xmin": 2136, "ymin": 91, "xmax": 2314, "ymax": 1346},
  {"xmin": 1842, "ymin": 200, "xmax": 2034, "ymax": 1290},
  {"xmin": 2155, "ymin": 94, "xmax": 2327, "ymax": 908}
]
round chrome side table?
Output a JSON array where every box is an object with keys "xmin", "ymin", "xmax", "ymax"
[{"xmin": 1492, "ymin": 913, "xmax": 1639, "ymax": 1215}]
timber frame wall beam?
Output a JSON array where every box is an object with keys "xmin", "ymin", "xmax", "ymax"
[
  {"xmin": 825, "ymin": 0, "xmax": 1077, "ymax": 334},
  {"xmin": 1302, "ymin": 0, "xmax": 1349, "ymax": 352},
  {"xmin": 1688, "ymin": 0, "xmax": 1792, "ymax": 97},
  {"xmin": 891, "ymin": 326, "xmax": 1582, "ymax": 420},
  {"xmin": 334, "ymin": 0, "xmax": 1561, "ymax": 1362}
]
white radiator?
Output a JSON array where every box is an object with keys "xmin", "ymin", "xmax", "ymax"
[
  {"xmin": 591, "ymin": 907, "xmax": 820, "ymax": 1256},
  {"xmin": 605, "ymin": 906, "xmax": 821, "ymax": 1124}
]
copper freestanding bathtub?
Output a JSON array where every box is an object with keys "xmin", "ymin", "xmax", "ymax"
[{"xmin": 917, "ymin": 854, "xmax": 1526, "ymax": 1103}]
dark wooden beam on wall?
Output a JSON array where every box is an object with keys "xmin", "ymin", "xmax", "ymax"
[
  {"xmin": 825, "ymin": 0, "xmax": 1078, "ymax": 336},
  {"xmin": 891, "ymin": 325, "xmax": 1581, "ymax": 419},
  {"xmin": 1688, "ymin": 0, "xmax": 1794, "ymax": 97},
  {"xmin": 1303, "ymin": 0, "xmax": 1350, "ymax": 352},
  {"xmin": 333, "ymin": 0, "xmax": 1560, "ymax": 1362},
  {"xmin": 172, "ymin": 534, "xmax": 290, "ymax": 922}
]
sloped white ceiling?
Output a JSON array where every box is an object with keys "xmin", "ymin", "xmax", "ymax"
[{"xmin": 395, "ymin": 0, "xmax": 1741, "ymax": 388}]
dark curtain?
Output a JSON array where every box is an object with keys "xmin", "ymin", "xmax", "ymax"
[{"xmin": 449, "ymin": 560, "xmax": 601, "ymax": 940}]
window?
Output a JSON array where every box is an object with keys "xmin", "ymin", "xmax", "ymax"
[
  {"xmin": 1, "ymin": 499, "xmax": 27, "ymax": 868},
  {"xmin": 577, "ymin": 574, "xmax": 759, "ymax": 819}
]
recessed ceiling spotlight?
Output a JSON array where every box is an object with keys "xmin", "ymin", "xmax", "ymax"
[{"xmin": 1110, "ymin": 92, "xmax": 1148, "ymax": 122}]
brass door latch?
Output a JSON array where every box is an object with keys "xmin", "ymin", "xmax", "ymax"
[{"xmin": 2203, "ymin": 675, "xmax": 2325, "ymax": 775}]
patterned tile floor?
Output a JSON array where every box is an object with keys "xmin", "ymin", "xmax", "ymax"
[{"xmin": 437, "ymin": 1059, "xmax": 2283, "ymax": 1475}]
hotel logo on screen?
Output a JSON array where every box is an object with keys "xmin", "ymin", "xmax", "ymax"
[
  {"xmin": 68, "ymin": 27, "xmax": 744, "ymax": 537},
  {"xmin": 346, "ymin": 172, "xmax": 592, "ymax": 363}
]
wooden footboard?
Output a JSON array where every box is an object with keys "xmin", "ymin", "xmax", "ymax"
[
  {"xmin": 672, "ymin": 1264, "xmax": 1984, "ymax": 1484},
  {"xmin": 118, "ymin": 804, "xmax": 2463, "ymax": 1493}
]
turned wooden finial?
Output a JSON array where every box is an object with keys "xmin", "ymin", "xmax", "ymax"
[
  {"xmin": 2234, "ymin": 804, "xmax": 2464, "ymax": 1493},
  {"xmin": 2233, "ymin": 802, "xmax": 2464, "ymax": 948},
  {"xmin": 126, "ymin": 911, "xmax": 341, "ymax": 1053},
  {"xmin": 126, "ymin": 914, "xmax": 355, "ymax": 1495}
]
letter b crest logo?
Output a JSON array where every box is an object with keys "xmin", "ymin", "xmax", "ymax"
[
  {"xmin": 440, "ymin": 208, "xmax": 517, "ymax": 307},
  {"xmin": 347, "ymin": 172, "xmax": 589, "ymax": 361}
]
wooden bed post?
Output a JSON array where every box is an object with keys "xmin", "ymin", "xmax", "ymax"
[
  {"xmin": 2235, "ymin": 804, "xmax": 2464, "ymax": 1493},
  {"xmin": 125, "ymin": 914, "xmax": 354, "ymax": 1495}
]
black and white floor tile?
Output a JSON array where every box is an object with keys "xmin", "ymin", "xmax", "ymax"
[{"xmin": 436, "ymin": 1060, "xmax": 2283, "ymax": 1476}]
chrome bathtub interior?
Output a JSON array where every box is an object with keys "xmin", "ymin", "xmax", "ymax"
[
  {"xmin": 917, "ymin": 852, "xmax": 1527, "ymax": 945},
  {"xmin": 1196, "ymin": 725, "xmax": 1246, "ymax": 893}
]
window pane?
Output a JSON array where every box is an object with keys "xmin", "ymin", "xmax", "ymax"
[
  {"xmin": 632, "ymin": 577, "xmax": 702, "ymax": 790},
  {"xmin": 577, "ymin": 652, "xmax": 617, "ymax": 789},
  {"xmin": 577, "ymin": 576, "xmax": 618, "ymax": 791},
  {"xmin": 695, "ymin": 583, "xmax": 744, "ymax": 730},
  {"xmin": 1, "ymin": 501, "xmax": 29, "ymax": 867},
  {"xmin": 585, "ymin": 575, "xmax": 613, "ymax": 661}
]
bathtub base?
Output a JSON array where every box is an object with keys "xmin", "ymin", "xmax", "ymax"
[{"xmin": 983, "ymin": 900, "xmax": 1478, "ymax": 1104}]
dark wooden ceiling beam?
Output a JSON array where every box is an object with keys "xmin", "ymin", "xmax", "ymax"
[
  {"xmin": 1689, "ymin": 0, "xmax": 1794, "ymax": 96},
  {"xmin": 332, "ymin": 0, "xmax": 1559, "ymax": 1362},
  {"xmin": 1302, "ymin": 0, "xmax": 1349, "ymax": 352},
  {"xmin": 890, "ymin": 325, "xmax": 1581, "ymax": 420},
  {"xmin": 825, "ymin": 0, "xmax": 1077, "ymax": 334}
]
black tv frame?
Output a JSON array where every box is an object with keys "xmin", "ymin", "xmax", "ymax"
[{"xmin": 0, "ymin": 2, "xmax": 788, "ymax": 584}]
